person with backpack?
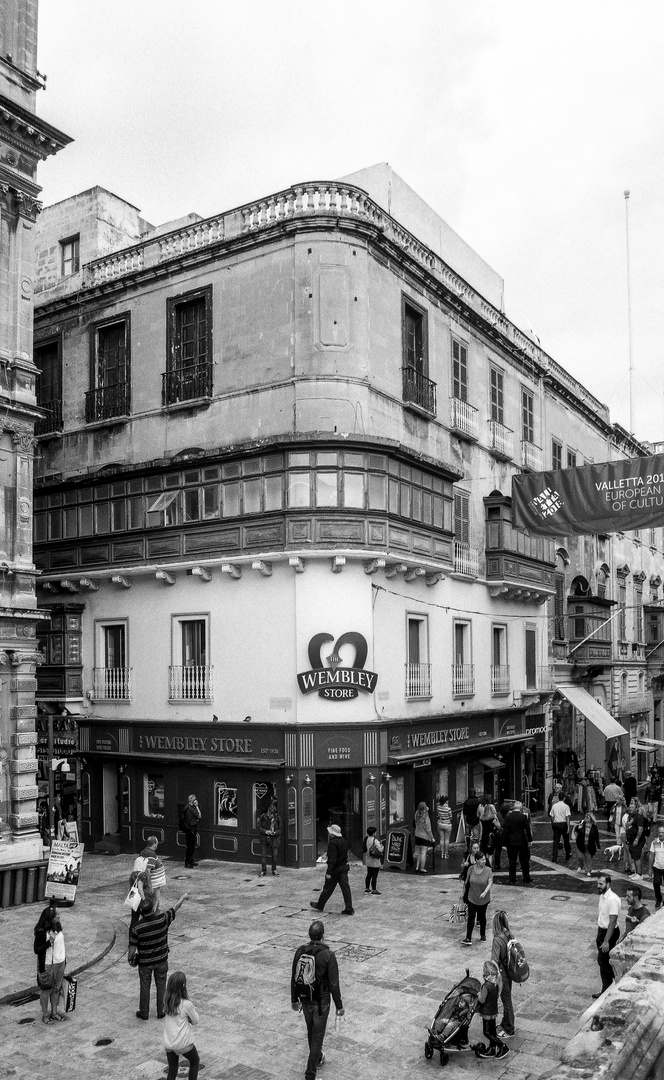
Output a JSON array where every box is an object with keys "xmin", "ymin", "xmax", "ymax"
[
  {"xmin": 291, "ymin": 920, "xmax": 344, "ymax": 1080},
  {"xmin": 362, "ymin": 826, "xmax": 383, "ymax": 895},
  {"xmin": 490, "ymin": 909, "xmax": 529, "ymax": 1038}
]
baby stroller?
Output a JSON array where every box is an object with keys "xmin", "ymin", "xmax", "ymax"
[{"xmin": 424, "ymin": 970, "xmax": 481, "ymax": 1067}]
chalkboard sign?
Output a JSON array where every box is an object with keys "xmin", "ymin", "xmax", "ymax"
[{"xmin": 385, "ymin": 827, "xmax": 410, "ymax": 870}]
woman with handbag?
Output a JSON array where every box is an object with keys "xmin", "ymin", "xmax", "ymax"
[
  {"xmin": 413, "ymin": 802, "xmax": 436, "ymax": 874},
  {"xmin": 39, "ymin": 916, "xmax": 67, "ymax": 1023},
  {"xmin": 363, "ymin": 826, "xmax": 384, "ymax": 895},
  {"xmin": 478, "ymin": 795, "xmax": 497, "ymax": 858}
]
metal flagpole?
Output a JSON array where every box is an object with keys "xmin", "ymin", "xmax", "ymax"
[{"xmin": 624, "ymin": 190, "xmax": 634, "ymax": 432}]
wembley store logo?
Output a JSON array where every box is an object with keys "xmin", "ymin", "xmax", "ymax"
[{"xmin": 297, "ymin": 631, "xmax": 378, "ymax": 701}]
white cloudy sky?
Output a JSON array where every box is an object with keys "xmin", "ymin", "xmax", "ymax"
[{"xmin": 37, "ymin": 0, "xmax": 664, "ymax": 443}]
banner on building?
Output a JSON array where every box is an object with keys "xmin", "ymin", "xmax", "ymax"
[
  {"xmin": 512, "ymin": 453, "xmax": 664, "ymax": 537},
  {"xmin": 45, "ymin": 839, "xmax": 84, "ymax": 903}
]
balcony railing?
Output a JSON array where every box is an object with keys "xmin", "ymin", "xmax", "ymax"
[
  {"xmin": 491, "ymin": 665, "xmax": 510, "ymax": 694},
  {"xmin": 162, "ymin": 362, "xmax": 214, "ymax": 406},
  {"xmin": 36, "ymin": 398, "xmax": 64, "ymax": 436},
  {"xmin": 85, "ymin": 382, "xmax": 131, "ymax": 423},
  {"xmin": 452, "ymin": 663, "xmax": 475, "ymax": 696},
  {"xmin": 488, "ymin": 419, "xmax": 513, "ymax": 459},
  {"xmin": 402, "ymin": 365, "xmax": 437, "ymax": 416},
  {"xmin": 450, "ymin": 397, "xmax": 479, "ymax": 440},
  {"xmin": 454, "ymin": 541, "xmax": 479, "ymax": 577},
  {"xmin": 405, "ymin": 663, "xmax": 432, "ymax": 699},
  {"xmin": 521, "ymin": 440, "xmax": 543, "ymax": 471},
  {"xmin": 92, "ymin": 667, "xmax": 132, "ymax": 700},
  {"xmin": 169, "ymin": 665, "xmax": 214, "ymax": 701}
]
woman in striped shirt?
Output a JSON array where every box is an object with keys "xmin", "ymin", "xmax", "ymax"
[{"xmin": 437, "ymin": 795, "xmax": 454, "ymax": 859}]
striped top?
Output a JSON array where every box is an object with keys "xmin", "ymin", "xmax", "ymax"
[
  {"xmin": 437, "ymin": 804, "xmax": 453, "ymax": 826},
  {"xmin": 130, "ymin": 908, "xmax": 176, "ymax": 966}
]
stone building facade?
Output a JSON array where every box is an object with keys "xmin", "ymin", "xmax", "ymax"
[
  {"xmin": 0, "ymin": 0, "xmax": 70, "ymax": 860},
  {"xmin": 31, "ymin": 166, "xmax": 664, "ymax": 867}
]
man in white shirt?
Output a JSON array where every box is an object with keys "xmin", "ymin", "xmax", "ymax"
[
  {"xmin": 593, "ymin": 873, "xmax": 621, "ymax": 998},
  {"xmin": 549, "ymin": 795, "xmax": 572, "ymax": 862},
  {"xmin": 647, "ymin": 825, "xmax": 664, "ymax": 911}
]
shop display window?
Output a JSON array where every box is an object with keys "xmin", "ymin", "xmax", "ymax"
[
  {"xmin": 253, "ymin": 780, "xmax": 276, "ymax": 826},
  {"xmin": 144, "ymin": 774, "xmax": 165, "ymax": 819},
  {"xmin": 435, "ymin": 767, "xmax": 449, "ymax": 801},
  {"xmin": 455, "ymin": 763, "xmax": 468, "ymax": 805},
  {"xmin": 216, "ymin": 782, "xmax": 238, "ymax": 827},
  {"xmin": 389, "ymin": 775, "xmax": 404, "ymax": 823}
]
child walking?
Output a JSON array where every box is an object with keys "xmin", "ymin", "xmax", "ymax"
[
  {"xmin": 163, "ymin": 971, "xmax": 200, "ymax": 1080},
  {"xmin": 474, "ymin": 960, "xmax": 509, "ymax": 1059}
]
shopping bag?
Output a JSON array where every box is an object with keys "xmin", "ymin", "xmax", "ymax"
[
  {"xmin": 60, "ymin": 974, "xmax": 77, "ymax": 1012},
  {"xmin": 124, "ymin": 883, "xmax": 141, "ymax": 911}
]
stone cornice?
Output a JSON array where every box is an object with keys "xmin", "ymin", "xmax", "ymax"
[{"xmin": 0, "ymin": 93, "xmax": 72, "ymax": 158}]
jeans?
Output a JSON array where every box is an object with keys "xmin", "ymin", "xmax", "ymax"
[
  {"xmin": 316, "ymin": 868, "xmax": 353, "ymax": 912},
  {"xmin": 507, "ymin": 843, "xmax": 531, "ymax": 883},
  {"xmin": 365, "ymin": 866, "xmax": 380, "ymax": 892},
  {"xmin": 653, "ymin": 866, "xmax": 664, "ymax": 905},
  {"xmin": 551, "ymin": 823, "xmax": 571, "ymax": 861},
  {"xmin": 40, "ymin": 960, "xmax": 65, "ymax": 1018},
  {"xmin": 166, "ymin": 1046, "xmax": 199, "ymax": 1080},
  {"xmin": 260, "ymin": 836, "xmax": 279, "ymax": 872},
  {"xmin": 138, "ymin": 960, "xmax": 168, "ymax": 1017},
  {"xmin": 185, "ymin": 829, "xmax": 197, "ymax": 867},
  {"xmin": 301, "ymin": 996, "xmax": 330, "ymax": 1080},
  {"xmin": 499, "ymin": 975, "xmax": 515, "ymax": 1035},
  {"xmin": 466, "ymin": 901, "xmax": 488, "ymax": 941},
  {"xmin": 596, "ymin": 927, "xmax": 619, "ymax": 991}
]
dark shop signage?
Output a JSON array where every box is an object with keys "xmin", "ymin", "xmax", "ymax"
[
  {"xmin": 133, "ymin": 727, "xmax": 282, "ymax": 758},
  {"xmin": 297, "ymin": 631, "xmax": 378, "ymax": 701},
  {"xmin": 314, "ymin": 730, "xmax": 364, "ymax": 768},
  {"xmin": 389, "ymin": 715, "xmax": 494, "ymax": 754}
]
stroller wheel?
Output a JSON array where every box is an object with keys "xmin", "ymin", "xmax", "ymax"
[
  {"xmin": 424, "ymin": 1042, "xmax": 434, "ymax": 1059},
  {"xmin": 439, "ymin": 1050, "xmax": 449, "ymax": 1066}
]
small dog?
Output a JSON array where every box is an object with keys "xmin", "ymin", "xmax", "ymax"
[{"xmin": 604, "ymin": 845, "xmax": 622, "ymax": 861}]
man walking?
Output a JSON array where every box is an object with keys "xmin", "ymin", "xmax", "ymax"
[
  {"xmin": 257, "ymin": 798, "xmax": 282, "ymax": 876},
  {"xmin": 463, "ymin": 788, "xmax": 482, "ymax": 851},
  {"xmin": 503, "ymin": 801, "xmax": 533, "ymax": 885},
  {"xmin": 602, "ymin": 777, "xmax": 624, "ymax": 825},
  {"xmin": 593, "ymin": 873, "xmax": 621, "ymax": 998},
  {"xmin": 648, "ymin": 824, "xmax": 664, "ymax": 910},
  {"xmin": 291, "ymin": 920, "xmax": 344, "ymax": 1080},
  {"xmin": 129, "ymin": 891, "xmax": 189, "ymax": 1019},
  {"xmin": 310, "ymin": 824, "xmax": 354, "ymax": 915},
  {"xmin": 182, "ymin": 794, "xmax": 201, "ymax": 868},
  {"xmin": 140, "ymin": 836, "xmax": 166, "ymax": 912},
  {"xmin": 549, "ymin": 792, "xmax": 572, "ymax": 863}
]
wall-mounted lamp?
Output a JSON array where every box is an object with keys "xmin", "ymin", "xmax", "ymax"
[
  {"xmin": 368, "ymin": 772, "xmax": 376, "ymax": 783},
  {"xmin": 382, "ymin": 772, "xmax": 392, "ymax": 782},
  {"xmin": 304, "ymin": 774, "xmax": 312, "ymax": 784},
  {"xmin": 285, "ymin": 774, "xmax": 293, "ymax": 785}
]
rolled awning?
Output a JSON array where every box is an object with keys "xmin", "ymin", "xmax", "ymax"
[
  {"xmin": 479, "ymin": 756, "xmax": 506, "ymax": 769},
  {"xmin": 557, "ymin": 685, "xmax": 627, "ymax": 740}
]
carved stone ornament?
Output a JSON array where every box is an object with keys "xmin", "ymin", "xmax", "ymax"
[{"xmin": 3, "ymin": 422, "xmax": 36, "ymax": 454}]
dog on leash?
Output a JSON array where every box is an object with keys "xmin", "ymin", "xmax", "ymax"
[{"xmin": 604, "ymin": 845, "xmax": 622, "ymax": 861}]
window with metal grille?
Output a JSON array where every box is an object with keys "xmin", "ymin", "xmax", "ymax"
[
  {"xmin": 60, "ymin": 234, "xmax": 80, "ymax": 276},
  {"xmin": 551, "ymin": 438, "xmax": 562, "ymax": 471},
  {"xmin": 452, "ymin": 339, "xmax": 467, "ymax": 401},
  {"xmin": 521, "ymin": 388, "xmax": 534, "ymax": 443},
  {"xmin": 489, "ymin": 367, "xmax": 504, "ymax": 424},
  {"xmin": 96, "ymin": 320, "xmax": 129, "ymax": 388}
]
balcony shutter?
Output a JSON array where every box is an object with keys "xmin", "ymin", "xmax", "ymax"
[{"xmin": 454, "ymin": 492, "xmax": 470, "ymax": 544}]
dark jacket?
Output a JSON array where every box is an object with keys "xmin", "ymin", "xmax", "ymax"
[
  {"xmin": 291, "ymin": 941, "xmax": 343, "ymax": 1009},
  {"xmin": 502, "ymin": 809, "xmax": 532, "ymax": 848},
  {"xmin": 463, "ymin": 796, "xmax": 481, "ymax": 827},
  {"xmin": 183, "ymin": 805, "xmax": 201, "ymax": 832},
  {"xmin": 623, "ymin": 776, "xmax": 638, "ymax": 804},
  {"xmin": 325, "ymin": 835, "xmax": 350, "ymax": 876},
  {"xmin": 574, "ymin": 820, "xmax": 600, "ymax": 856},
  {"xmin": 257, "ymin": 810, "xmax": 282, "ymax": 839}
]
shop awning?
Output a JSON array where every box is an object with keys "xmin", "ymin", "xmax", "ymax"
[
  {"xmin": 479, "ymin": 756, "xmax": 506, "ymax": 769},
  {"xmin": 388, "ymin": 733, "xmax": 528, "ymax": 765},
  {"xmin": 557, "ymin": 685, "xmax": 627, "ymax": 740},
  {"xmin": 74, "ymin": 750, "xmax": 285, "ymax": 770}
]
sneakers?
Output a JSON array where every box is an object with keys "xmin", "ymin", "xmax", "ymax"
[
  {"xmin": 371, "ymin": 890, "xmax": 381, "ymax": 895},
  {"xmin": 461, "ymin": 938, "xmax": 472, "ymax": 946},
  {"xmin": 135, "ymin": 1012, "xmax": 148, "ymax": 1021},
  {"xmin": 317, "ymin": 1051, "xmax": 325, "ymax": 1069},
  {"xmin": 495, "ymin": 1044, "xmax": 510, "ymax": 1058},
  {"xmin": 341, "ymin": 908, "xmax": 355, "ymax": 915},
  {"xmin": 310, "ymin": 902, "xmax": 324, "ymax": 911},
  {"xmin": 272, "ymin": 870, "xmax": 279, "ymax": 876},
  {"xmin": 260, "ymin": 870, "xmax": 267, "ymax": 877},
  {"xmin": 365, "ymin": 888, "xmax": 371, "ymax": 894},
  {"xmin": 479, "ymin": 935, "xmax": 486, "ymax": 942},
  {"xmin": 474, "ymin": 1044, "xmax": 496, "ymax": 1058},
  {"xmin": 496, "ymin": 1028, "xmax": 514, "ymax": 1038}
]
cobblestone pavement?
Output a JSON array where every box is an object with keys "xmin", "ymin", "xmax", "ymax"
[{"xmin": 0, "ymin": 815, "xmax": 656, "ymax": 1080}]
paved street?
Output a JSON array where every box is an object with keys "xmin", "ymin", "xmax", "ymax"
[{"xmin": 0, "ymin": 816, "xmax": 655, "ymax": 1080}]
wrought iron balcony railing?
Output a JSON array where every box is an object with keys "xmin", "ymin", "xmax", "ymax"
[
  {"xmin": 521, "ymin": 440, "xmax": 543, "ymax": 471},
  {"xmin": 488, "ymin": 419, "xmax": 513, "ymax": 459},
  {"xmin": 162, "ymin": 363, "xmax": 213, "ymax": 406},
  {"xmin": 402, "ymin": 365, "xmax": 437, "ymax": 416},
  {"xmin": 36, "ymin": 398, "xmax": 64, "ymax": 436},
  {"xmin": 405, "ymin": 663, "xmax": 432, "ymax": 699},
  {"xmin": 454, "ymin": 541, "xmax": 479, "ymax": 577},
  {"xmin": 92, "ymin": 667, "xmax": 132, "ymax": 700},
  {"xmin": 450, "ymin": 397, "xmax": 479, "ymax": 440},
  {"xmin": 491, "ymin": 665, "xmax": 510, "ymax": 694},
  {"xmin": 452, "ymin": 663, "xmax": 475, "ymax": 696},
  {"xmin": 85, "ymin": 382, "xmax": 131, "ymax": 423},
  {"xmin": 169, "ymin": 665, "xmax": 214, "ymax": 701}
]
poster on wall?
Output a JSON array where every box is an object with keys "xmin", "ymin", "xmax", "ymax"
[
  {"xmin": 512, "ymin": 452, "xmax": 664, "ymax": 537},
  {"xmin": 45, "ymin": 840, "xmax": 84, "ymax": 903}
]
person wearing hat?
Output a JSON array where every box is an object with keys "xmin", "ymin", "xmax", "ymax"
[{"xmin": 310, "ymin": 824, "xmax": 354, "ymax": 915}]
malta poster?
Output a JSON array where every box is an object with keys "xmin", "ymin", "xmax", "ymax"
[
  {"xmin": 512, "ymin": 453, "xmax": 664, "ymax": 537},
  {"xmin": 45, "ymin": 839, "xmax": 84, "ymax": 902}
]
